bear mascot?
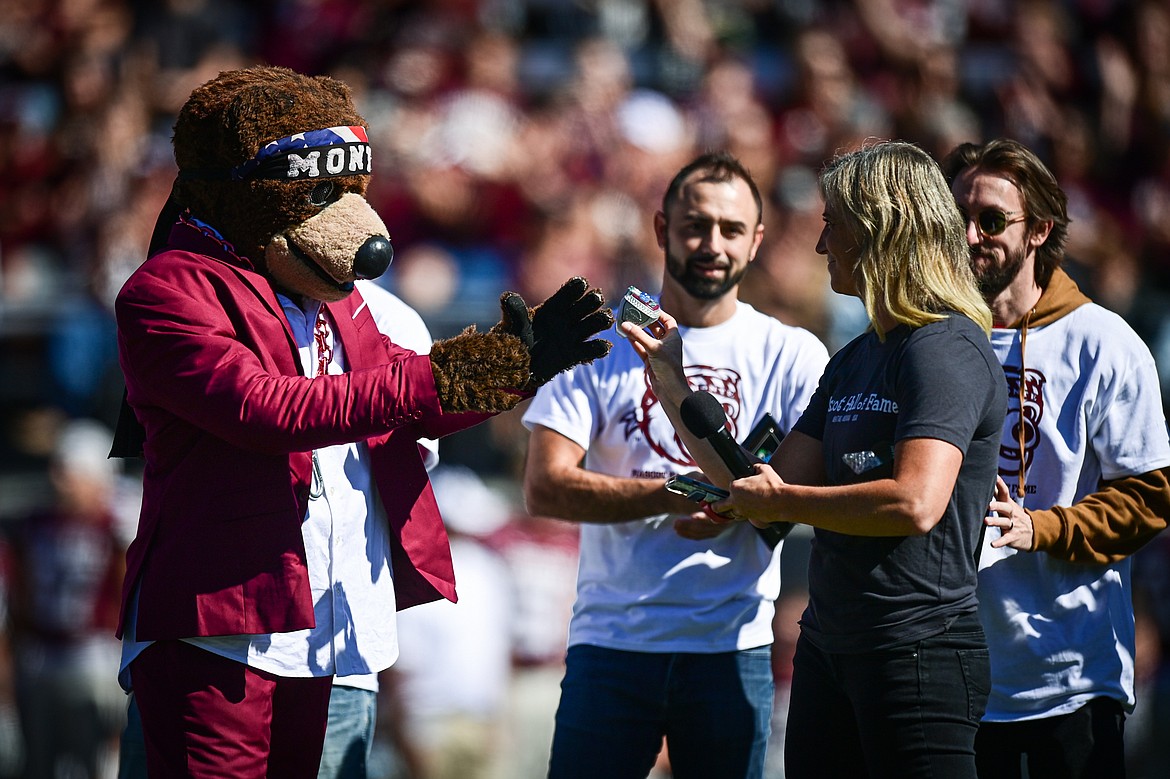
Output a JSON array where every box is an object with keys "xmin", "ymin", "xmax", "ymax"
[{"xmin": 110, "ymin": 65, "xmax": 612, "ymax": 776}]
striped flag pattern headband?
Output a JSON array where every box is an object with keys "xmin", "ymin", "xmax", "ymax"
[{"xmin": 179, "ymin": 125, "xmax": 372, "ymax": 182}]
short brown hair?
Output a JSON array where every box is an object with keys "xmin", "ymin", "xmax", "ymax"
[{"xmin": 662, "ymin": 151, "xmax": 763, "ymax": 228}]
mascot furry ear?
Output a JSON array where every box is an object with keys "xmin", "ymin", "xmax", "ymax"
[{"xmin": 113, "ymin": 66, "xmax": 611, "ymax": 457}]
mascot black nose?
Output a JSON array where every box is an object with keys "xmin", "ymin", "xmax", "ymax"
[{"xmin": 353, "ymin": 235, "xmax": 394, "ymax": 280}]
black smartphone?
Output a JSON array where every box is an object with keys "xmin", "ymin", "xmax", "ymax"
[
  {"xmin": 665, "ymin": 474, "xmax": 730, "ymax": 503},
  {"xmin": 743, "ymin": 413, "xmax": 783, "ymax": 462}
]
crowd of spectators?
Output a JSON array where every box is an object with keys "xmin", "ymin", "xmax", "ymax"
[
  {"xmin": 2, "ymin": 0, "xmax": 1170, "ymax": 434},
  {"xmin": 1, "ymin": 1, "xmax": 1169, "ymax": 777}
]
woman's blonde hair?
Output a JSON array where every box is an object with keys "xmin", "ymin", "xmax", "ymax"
[{"xmin": 820, "ymin": 140, "xmax": 992, "ymax": 338}]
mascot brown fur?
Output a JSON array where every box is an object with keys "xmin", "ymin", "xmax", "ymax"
[{"xmin": 160, "ymin": 65, "xmax": 611, "ymax": 416}]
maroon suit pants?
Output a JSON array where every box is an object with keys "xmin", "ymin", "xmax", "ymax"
[{"xmin": 130, "ymin": 639, "xmax": 333, "ymax": 778}]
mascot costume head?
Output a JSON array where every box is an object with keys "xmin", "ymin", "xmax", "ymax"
[
  {"xmin": 115, "ymin": 65, "xmax": 612, "ymax": 456},
  {"xmin": 168, "ymin": 67, "xmax": 392, "ymax": 303}
]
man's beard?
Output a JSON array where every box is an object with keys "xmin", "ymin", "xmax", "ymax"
[
  {"xmin": 972, "ymin": 243, "xmax": 1027, "ymax": 298},
  {"xmin": 664, "ymin": 238, "xmax": 748, "ymax": 300}
]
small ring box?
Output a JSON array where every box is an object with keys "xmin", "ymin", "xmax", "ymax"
[{"xmin": 617, "ymin": 285, "xmax": 661, "ymax": 337}]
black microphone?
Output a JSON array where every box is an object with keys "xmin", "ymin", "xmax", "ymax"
[
  {"xmin": 678, "ymin": 390, "xmax": 793, "ymax": 547},
  {"xmin": 679, "ymin": 391, "xmax": 760, "ymax": 478}
]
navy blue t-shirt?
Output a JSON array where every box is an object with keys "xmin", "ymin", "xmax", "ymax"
[{"xmin": 793, "ymin": 313, "xmax": 1006, "ymax": 653}]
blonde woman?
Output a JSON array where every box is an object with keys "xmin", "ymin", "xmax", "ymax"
[{"xmin": 625, "ymin": 141, "xmax": 1006, "ymax": 778}]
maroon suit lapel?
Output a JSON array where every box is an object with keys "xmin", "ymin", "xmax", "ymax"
[
  {"xmin": 326, "ymin": 289, "xmax": 457, "ymax": 609},
  {"xmin": 326, "ymin": 289, "xmax": 373, "ymax": 367}
]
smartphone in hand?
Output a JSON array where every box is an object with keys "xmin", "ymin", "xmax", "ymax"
[{"xmin": 665, "ymin": 474, "xmax": 730, "ymax": 503}]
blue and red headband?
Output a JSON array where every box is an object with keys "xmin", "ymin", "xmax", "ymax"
[{"xmin": 179, "ymin": 125, "xmax": 372, "ymax": 182}]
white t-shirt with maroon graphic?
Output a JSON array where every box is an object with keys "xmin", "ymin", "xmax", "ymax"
[
  {"xmin": 522, "ymin": 301, "xmax": 828, "ymax": 653},
  {"xmin": 978, "ymin": 301, "xmax": 1170, "ymax": 720}
]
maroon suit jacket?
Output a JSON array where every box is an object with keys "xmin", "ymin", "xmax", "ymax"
[{"xmin": 115, "ymin": 218, "xmax": 491, "ymax": 641}]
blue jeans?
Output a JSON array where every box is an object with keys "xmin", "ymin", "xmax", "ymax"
[
  {"xmin": 548, "ymin": 644, "xmax": 774, "ymax": 779},
  {"xmin": 318, "ymin": 685, "xmax": 377, "ymax": 779},
  {"xmin": 785, "ymin": 613, "xmax": 990, "ymax": 779},
  {"xmin": 117, "ymin": 693, "xmax": 147, "ymax": 779}
]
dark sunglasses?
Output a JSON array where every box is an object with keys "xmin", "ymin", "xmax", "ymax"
[{"xmin": 961, "ymin": 208, "xmax": 1027, "ymax": 238}]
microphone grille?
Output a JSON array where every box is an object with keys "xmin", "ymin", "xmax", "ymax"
[{"xmin": 679, "ymin": 391, "xmax": 728, "ymax": 438}]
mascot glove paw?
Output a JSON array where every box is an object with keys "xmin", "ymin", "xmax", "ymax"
[{"xmin": 491, "ymin": 277, "xmax": 613, "ymax": 389}]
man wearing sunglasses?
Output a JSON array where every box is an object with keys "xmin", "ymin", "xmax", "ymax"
[{"xmin": 943, "ymin": 138, "xmax": 1170, "ymax": 778}]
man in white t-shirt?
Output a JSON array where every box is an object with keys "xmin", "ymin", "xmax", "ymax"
[
  {"xmin": 522, "ymin": 152, "xmax": 829, "ymax": 779},
  {"xmin": 943, "ymin": 138, "xmax": 1170, "ymax": 778}
]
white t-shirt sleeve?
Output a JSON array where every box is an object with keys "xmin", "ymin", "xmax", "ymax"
[
  {"xmin": 522, "ymin": 365, "xmax": 599, "ymax": 453},
  {"xmin": 1088, "ymin": 317, "xmax": 1170, "ymax": 479},
  {"xmin": 782, "ymin": 331, "xmax": 831, "ymax": 427}
]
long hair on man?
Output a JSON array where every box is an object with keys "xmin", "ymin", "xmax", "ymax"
[{"xmin": 941, "ymin": 138, "xmax": 1070, "ymax": 289}]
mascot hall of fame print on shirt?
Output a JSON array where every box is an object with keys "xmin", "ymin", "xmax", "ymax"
[{"xmin": 792, "ymin": 314, "xmax": 1005, "ymax": 655}]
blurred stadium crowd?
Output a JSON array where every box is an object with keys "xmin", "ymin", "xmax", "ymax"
[
  {"xmin": 2, "ymin": 0, "xmax": 1170, "ymax": 432},
  {"xmin": 1, "ymin": 1, "xmax": 1170, "ymax": 777}
]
